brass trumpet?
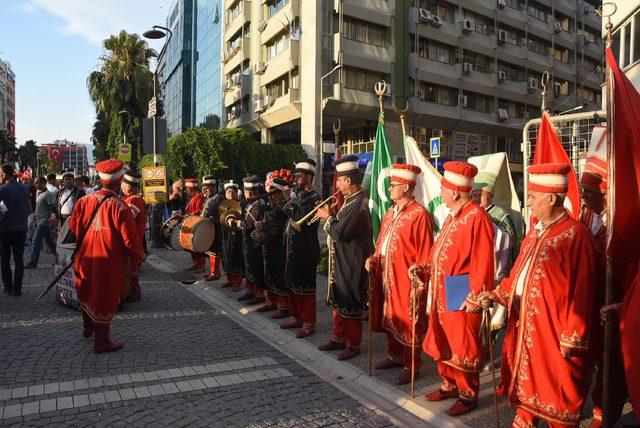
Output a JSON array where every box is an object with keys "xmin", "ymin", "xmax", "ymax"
[{"xmin": 291, "ymin": 191, "xmax": 341, "ymax": 231}]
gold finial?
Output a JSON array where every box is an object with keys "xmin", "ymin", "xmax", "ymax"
[
  {"xmin": 393, "ymin": 100, "xmax": 410, "ymax": 136},
  {"xmin": 540, "ymin": 70, "xmax": 550, "ymax": 114},
  {"xmin": 596, "ymin": 2, "xmax": 617, "ymax": 44},
  {"xmin": 374, "ymin": 81, "xmax": 388, "ymax": 115}
]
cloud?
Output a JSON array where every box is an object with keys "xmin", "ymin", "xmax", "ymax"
[{"xmin": 29, "ymin": 0, "xmax": 169, "ymax": 48}]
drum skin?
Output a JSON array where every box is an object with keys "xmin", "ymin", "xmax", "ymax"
[
  {"xmin": 180, "ymin": 215, "xmax": 215, "ymax": 253},
  {"xmin": 161, "ymin": 216, "xmax": 184, "ymax": 251}
]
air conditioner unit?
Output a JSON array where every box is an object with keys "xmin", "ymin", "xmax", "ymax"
[
  {"xmin": 462, "ymin": 18, "xmax": 474, "ymax": 33},
  {"xmin": 497, "ymin": 0, "xmax": 507, "ymax": 9},
  {"xmin": 418, "ymin": 9, "xmax": 432, "ymax": 24},
  {"xmin": 232, "ymin": 74, "xmax": 241, "ymax": 85},
  {"xmin": 430, "ymin": 15, "xmax": 443, "ymax": 28},
  {"xmin": 586, "ymin": 33, "xmax": 594, "ymax": 44},
  {"xmin": 554, "ymin": 82, "xmax": 563, "ymax": 94},
  {"xmin": 584, "ymin": 3, "xmax": 595, "ymax": 14},
  {"xmin": 528, "ymin": 77, "xmax": 539, "ymax": 91},
  {"xmin": 382, "ymin": 83, "xmax": 392, "ymax": 97},
  {"xmin": 257, "ymin": 20, "xmax": 267, "ymax": 32},
  {"xmin": 553, "ymin": 22, "xmax": 562, "ymax": 34},
  {"xmin": 497, "ymin": 108, "xmax": 509, "ymax": 121},
  {"xmin": 253, "ymin": 62, "xmax": 266, "ymax": 75},
  {"xmin": 497, "ymin": 29, "xmax": 507, "ymax": 44},
  {"xmin": 498, "ymin": 70, "xmax": 507, "ymax": 82},
  {"xmin": 254, "ymin": 100, "xmax": 265, "ymax": 113},
  {"xmin": 222, "ymin": 53, "xmax": 229, "ymax": 64},
  {"xmin": 458, "ymin": 94, "xmax": 468, "ymax": 107},
  {"xmin": 417, "ymin": 89, "xmax": 425, "ymax": 99},
  {"xmin": 263, "ymin": 95, "xmax": 272, "ymax": 106},
  {"xmin": 463, "ymin": 63, "xmax": 473, "ymax": 74},
  {"xmin": 231, "ymin": 106, "xmax": 238, "ymax": 117}
]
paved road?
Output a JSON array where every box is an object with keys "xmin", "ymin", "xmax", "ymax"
[{"xmin": 0, "ymin": 251, "xmax": 392, "ymax": 427}]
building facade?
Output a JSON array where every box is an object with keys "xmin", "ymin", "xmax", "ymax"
[
  {"xmin": 606, "ymin": 1, "xmax": 640, "ymax": 89},
  {"xmin": 221, "ymin": 0, "xmax": 603, "ymax": 177},
  {"xmin": 39, "ymin": 140, "xmax": 89, "ymax": 175},
  {"xmin": 0, "ymin": 59, "xmax": 16, "ymax": 138}
]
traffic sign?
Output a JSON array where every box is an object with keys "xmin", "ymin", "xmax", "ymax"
[
  {"xmin": 148, "ymin": 97, "xmax": 157, "ymax": 117},
  {"xmin": 430, "ymin": 137, "xmax": 441, "ymax": 158},
  {"xmin": 142, "ymin": 166, "xmax": 167, "ymax": 204},
  {"xmin": 118, "ymin": 143, "xmax": 131, "ymax": 162}
]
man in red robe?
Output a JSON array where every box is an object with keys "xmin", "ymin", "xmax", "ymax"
[
  {"xmin": 69, "ymin": 159, "xmax": 145, "ymax": 353},
  {"xmin": 121, "ymin": 169, "xmax": 146, "ymax": 302},
  {"xmin": 184, "ymin": 178, "xmax": 206, "ymax": 272},
  {"xmin": 365, "ymin": 164, "xmax": 433, "ymax": 385},
  {"xmin": 417, "ymin": 161, "xmax": 494, "ymax": 416},
  {"xmin": 481, "ymin": 163, "xmax": 597, "ymax": 427}
]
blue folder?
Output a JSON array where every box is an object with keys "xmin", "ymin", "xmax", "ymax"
[{"xmin": 445, "ymin": 274, "xmax": 471, "ymax": 311}]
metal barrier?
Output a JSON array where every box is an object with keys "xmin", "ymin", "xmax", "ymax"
[{"xmin": 521, "ymin": 109, "xmax": 606, "ymax": 221}]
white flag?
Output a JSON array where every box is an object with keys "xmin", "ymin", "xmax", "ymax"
[{"xmin": 403, "ymin": 135, "xmax": 449, "ymax": 232}]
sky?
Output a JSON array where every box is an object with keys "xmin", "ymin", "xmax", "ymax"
[{"xmin": 0, "ymin": 0, "xmax": 171, "ymax": 156}]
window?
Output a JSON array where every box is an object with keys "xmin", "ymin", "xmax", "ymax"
[
  {"xmin": 556, "ymin": 14, "xmax": 571, "ymax": 32},
  {"xmin": 506, "ymin": 0, "xmax": 524, "ymax": 10},
  {"xmin": 635, "ymin": 15, "xmax": 640, "ymax": 64},
  {"xmin": 227, "ymin": 1, "xmax": 242, "ymax": 23},
  {"xmin": 416, "ymin": 0, "xmax": 455, "ymax": 23},
  {"xmin": 464, "ymin": 92, "xmax": 493, "ymax": 113},
  {"xmin": 463, "ymin": 51, "xmax": 493, "ymax": 73},
  {"xmin": 416, "ymin": 81, "xmax": 456, "ymax": 106},
  {"xmin": 412, "ymin": 37, "xmax": 457, "ymax": 64},
  {"xmin": 344, "ymin": 67, "xmax": 386, "ymax": 92},
  {"xmin": 527, "ymin": 1, "xmax": 548, "ymax": 22},
  {"xmin": 342, "ymin": 17, "xmax": 385, "ymax": 46},
  {"xmin": 264, "ymin": 76, "xmax": 289, "ymax": 99},
  {"xmin": 624, "ymin": 22, "xmax": 632, "ymax": 67},
  {"xmin": 267, "ymin": 0, "xmax": 289, "ymax": 18},
  {"xmin": 577, "ymin": 87, "xmax": 602, "ymax": 105},
  {"xmin": 554, "ymin": 80, "xmax": 570, "ymax": 96},
  {"xmin": 461, "ymin": 10, "xmax": 494, "ymax": 35},
  {"xmin": 339, "ymin": 125, "xmax": 377, "ymax": 154},
  {"xmin": 265, "ymin": 32, "xmax": 290, "ymax": 60},
  {"xmin": 527, "ymin": 35, "xmax": 549, "ymax": 56},
  {"xmin": 498, "ymin": 62, "xmax": 526, "ymax": 82},
  {"xmin": 553, "ymin": 46, "xmax": 573, "ymax": 64}
]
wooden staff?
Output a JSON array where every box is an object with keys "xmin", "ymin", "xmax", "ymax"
[
  {"xmin": 368, "ymin": 265, "xmax": 374, "ymax": 376},
  {"xmin": 410, "ymin": 273, "xmax": 418, "ymax": 398},
  {"xmin": 481, "ymin": 286, "xmax": 500, "ymax": 428}
]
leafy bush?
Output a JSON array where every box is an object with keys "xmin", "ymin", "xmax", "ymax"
[{"xmin": 317, "ymin": 245, "xmax": 329, "ymax": 275}]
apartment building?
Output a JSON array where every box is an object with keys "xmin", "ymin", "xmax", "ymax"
[
  {"xmin": 0, "ymin": 59, "xmax": 16, "ymax": 137},
  {"xmin": 221, "ymin": 0, "xmax": 603, "ymax": 181},
  {"xmin": 606, "ymin": 1, "xmax": 640, "ymax": 89}
]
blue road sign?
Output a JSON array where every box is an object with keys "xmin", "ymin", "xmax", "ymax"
[{"xmin": 430, "ymin": 137, "xmax": 441, "ymax": 158}]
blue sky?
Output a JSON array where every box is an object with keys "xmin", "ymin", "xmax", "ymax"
[{"xmin": 0, "ymin": 0, "xmax": 170, "ymax": 153}]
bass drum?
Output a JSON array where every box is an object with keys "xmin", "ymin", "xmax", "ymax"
[
  {"xmin": 56, "ymin": 218, "xmax": 76, "ymax": 250},
  {"xmin": 161, "ymin": 216, "xmax": 184, "ymax": 251},
  {"xmin": 180, "ymin": 215, "xmax": 215, "ymax": 253}
]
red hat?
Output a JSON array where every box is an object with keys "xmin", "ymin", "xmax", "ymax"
[
  {"xmin": 96, "ymin": 159, "xmax": 124, "ymax": 184},
  {"xmin": 527, "ymin": 163, "xmax": 571, "ymax": 194},
  {"xmin": 441, "ymin": 161, "xmax": 478, "ymax": 192},
  {"xmin": 579, "ymin": 171, "xmax": 604, "ymax": 193},
  {"xmin": 391, "ymin": 164, "xmax": 421, "ymax": 185},
  {"xmin": 184, "ymin": 178, "xmax": 199, "ymax": 188}
]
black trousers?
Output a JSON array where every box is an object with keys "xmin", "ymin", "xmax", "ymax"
[{"xmin": 0, "ymin": 231, "xmax": 26, "ymax": 293}]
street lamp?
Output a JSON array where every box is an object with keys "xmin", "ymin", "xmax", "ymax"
[
  {"xmin": 317, "ymin": 64, "xmax": 343, "ymax": 194},
  {"xmin": 143, "ymin": 25, "xmax": 173, "ymax": 249}
]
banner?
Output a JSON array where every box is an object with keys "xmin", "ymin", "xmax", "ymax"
[{"xmin": 368, "ymin": 112, "xmax": 393, "ymax": 243}]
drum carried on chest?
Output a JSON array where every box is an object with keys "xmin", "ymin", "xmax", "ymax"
[
  {"xmin": 180, "ymin": 215, "xmax": 215, "ymax": 253},
  {"xmin": 161, "ymin": 216, "xmax": 184, "ymax": 251}
]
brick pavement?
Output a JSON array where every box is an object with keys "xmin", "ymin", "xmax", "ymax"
[{"xmin": 0, "ymin": 252, "xmax": 394, "ymax": 427}]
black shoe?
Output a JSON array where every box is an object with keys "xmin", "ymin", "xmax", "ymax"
[
  {"xmin": 13, "ymin": 290, "xmax": 22, "ymax": 297},
  {"xmin": 24, "ymin": 263, "xmax": 37, "ymax": 269},
  {"xmin": 3, "ymin": 288, "xmax": 12, "ymax": 294}
]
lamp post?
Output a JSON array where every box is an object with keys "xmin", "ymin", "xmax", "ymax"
[
  {"xmin": 143, "ymin": 26, "xmax": 173, "ymax": 249},
  {"xmin": 318, "ymin": 64, "xmax": 343, "ymax": 194}
]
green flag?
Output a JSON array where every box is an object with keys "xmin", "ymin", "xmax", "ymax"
[{"xmin": 367, "ymin": 112, "xmax": 393, "ymax": 243}]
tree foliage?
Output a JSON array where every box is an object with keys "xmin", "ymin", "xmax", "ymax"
[
  {"xmin": 87, "ymin": 30, "xmax": 156, "ymax": 167},
  {"xmin": 17, "ymin": 140, "xmax": 38, "ymax": 168},
  {"xmin": 0, "ymin": 130, "xmax": 17, "ymax": 162},
  {"xmin": 140, "ymin": 128, "xmax": 305, "ymax": 182}
]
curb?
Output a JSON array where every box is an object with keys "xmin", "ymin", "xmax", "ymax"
[{"xmin": 146, "ymin": 253, "xmax": 468, "ymax": 428}]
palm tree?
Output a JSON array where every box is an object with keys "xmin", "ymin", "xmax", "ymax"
[{"xmin": 87, "ymin": 30, "xmax": 157, "ymax": 166}]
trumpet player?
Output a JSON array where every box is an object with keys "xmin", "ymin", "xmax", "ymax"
[
  {"xmin": 315, "ymin": 155, "xmax": 372, "ymax": 360},
  {"xmin": 280, "ymin": 159, "xmax": 321, "ymax": 338},
  {"xmin": 221, "ymin": 181, "xmax": 244, "ymax": 290},
  {"xmin": 227, "ymin": 176, "xmax": 267, "ymax": 304}
]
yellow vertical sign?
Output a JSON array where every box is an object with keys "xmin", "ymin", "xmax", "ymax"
[{"xmin": 142, "ymin": 166, "xmax": 167, "ymax": 204}]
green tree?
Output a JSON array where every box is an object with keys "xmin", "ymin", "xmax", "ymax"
[
  {"xmin": 37, "ymin": 150, "xmax": 59, "ymax": 175},
  {"xmin": 0, "ymin": 130, "xmax": 16, "ymax": 162},
  {"xmin": 87, "ymin": 30, "xmax": 156, "ymax": 167},
  {"xmin": 17, "ymin": 139, "xmax": 39, "ymax": 168},
  {"xmin": 91, "ymin": 110, "xmax": 109, "ymax": 162}
]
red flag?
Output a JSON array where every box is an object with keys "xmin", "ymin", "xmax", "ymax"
[
  {"xmin": 605, "ymin": 46, "xmax": 640, "ymax": 287},
  {"xmin": 332, "ymin": 148, "xmax": 344, "ymax": 210},
  {"xmin": 532, "ymin": 113, "xmax": 581, "ymax": 218}
]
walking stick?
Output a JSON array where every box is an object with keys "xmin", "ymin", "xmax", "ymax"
[
  {"xmin": 482, "ymin": 287, "xmax": 501, "ymax": 428},
  {"xmin": 368, "ymin": 265, "xmax": 373, "ymax": 376},
  {"xmin": 410, "ymin": 273, "xmax": 418, "ymax": 399}
]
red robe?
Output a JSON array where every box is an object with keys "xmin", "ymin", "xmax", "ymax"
[
  {"xmin": 69, "ymin": 189, "xmax": 144, "ymax": 324},
  {"xmin": 621, "ymin": 270, "xmax": 640, "ymax": 423},
  {"xmin": 123, "ymin": 193, "xmax": 146, "ymax": 243},
  {"xmin": 185, "ymin": 191, "xmax": 204, "ymax": 216},
  {"xmin": 493, "ymin": 212, "xmax": 597, "ymax": 425},
  {"xmin": 423, "ymin": 201, "xmax": 495, "ymax": 372},
  {"xmin": 371, "ymin": 200, "xmax": 433, "ymax": 345}
]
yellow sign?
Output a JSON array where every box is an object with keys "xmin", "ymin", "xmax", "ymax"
[
  {"xmin": 142, "ymin": 166, "xmax": 167, "ymax": 204},
  {"xmin": 118, "ymin": 143, "xmax": 132, "ymax": 162}
]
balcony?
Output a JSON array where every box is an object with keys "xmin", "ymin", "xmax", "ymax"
[
  {"xmin": 527, "ymin": 17, "xmax": 553, "ymax": 42},
  {"xmin": 261, "ymin": 40, "xmax": 299, "ymax": 86},
  {"xmin": 409, "ymin": 97, "xmax": 461, "ymax": 128},
  {"xmin": 223, "ymin": 75, "xmax": 251, "ymax": 108},
  {"xmin": 554, "ymin": 30, "xmax": 576, "ymax": 49},
  {"xmin": 333, "ymin": 0, "xmax": 392, "ymax": 27},
  {"xmin": 462, "ymin": 69, "xmax": 497, "ymax": 97},
  {"xmin": 224, "ymin": 1, "xmax": 250, "ymax": 42},
  {"xmin": 334, "ymin": 33, "xmax": 392, "ymax": 74},
  {"xmin": 258, "ymin": 89, "xmax": 302, "ymax": 128},
  {"xmin": 553, "ymin": 1, "xmax": 575, "ymax": 17},
  {"xmin": 223, "ymin": 41, "xmax": 250, "ymax": 75},
  {"xmin": 332, "ymin": 83, "xmax": 379, "ymax": 109},
  {"xmin": 582, "ymin": 40, "xmax": 604, "ymax": 61},
  {"xmin": 225, "ymin": 0, "xmax": 239, "ymax": 10},
  {"xmin": 552, "ymin": 60, "xmax": 576, "ymax": 81},
  {"xmin": 461, "ymin": 29, "xmax": 496, "ymax": 58},
  {"xmin": 526, "ymin": 50, "xmax": 552, "ymax": 73},
  {"xmin": 226, "ymin": 111, "xmax": 252, "ymax": 129},
  {"xmin": 409, "ymin": 8, "xmax": 458, "ymax": 46},
  {"xmin": 497, "ymin": 79, "xmax": 528, "ymax": 103},
  {"xmin": 460, "ymin": 0, "xmax": 495, "ymax": 18},
  {"xmin": 409, "ymin": 53, "xmax": 459, "ymax": 88},
  {"xmin": 261, "ymin": 0, "xmax": 300, "ymax": 44},
  {"xmin": 497, "ymin": 5, "xmax": 526, "ymax": 29}
]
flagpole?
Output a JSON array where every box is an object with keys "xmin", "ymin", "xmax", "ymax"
[{"xmin": 601, "ymin": 5, "xmax": 616, "ymax": 426}]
